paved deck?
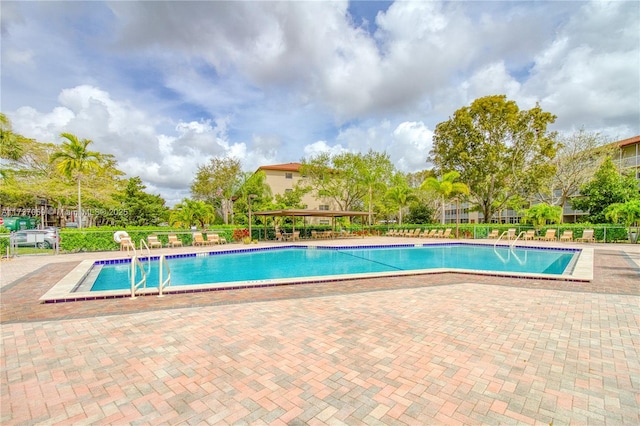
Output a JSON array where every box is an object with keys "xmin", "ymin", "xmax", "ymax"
[{"xmin": 1, "ymin": 238, "xmax": 639, "ymax": 425}]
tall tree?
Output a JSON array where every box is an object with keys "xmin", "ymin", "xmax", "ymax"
[
  {"xmin": 111, "ymin": 177, "xmax": 169, "ymax": 226},
  {"xmin": 50, "ymin": 133, "xmax": 102, "ymax": 229},
  {"xmin": 430, "ymin": 95, "xmax": 558, "ymax": 223},
  {"xmin": 421, "ymin": 171, "xmax": 469, "ymax": 224},
  {"xmin": 571, "ymin": 157, "xmax": 639, "ymax": 223},
  {"xmin": 300, "ymin": 152, "xmax": 366, "ymax": 211},
  {"xmin": 537, "ymin": 129, "xmax": 615, "ymax": 214},
  {"xmin": 190, "ymin": 157, "xmax": 242, "ymax": 224},
  {"xmin": 357, "ymin": 150, "xmax": 395, "ymax": 225},
  {"xmin": 384, "ymin": 173, "xmax": 416, "ymax": 225},
  {"xmin": 300, "ymin": 150, "xmax": 393, "ymax": 217},
  {"xmin": 233, "ymin": 170, "xmax": 274, "ymax": 225}
]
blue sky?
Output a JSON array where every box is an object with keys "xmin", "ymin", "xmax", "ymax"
[{"xmin": 2, "ymin": 1, "xmax": 639, "ymax": 206}]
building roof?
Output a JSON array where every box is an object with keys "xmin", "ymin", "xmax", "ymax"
[
  {"xmin": 617, "ymin": 135, "xmax": 640, "ymax": 148},
  {"xmin": 258, "ymin": 162, "xmax": 302, "ymax": 172}
]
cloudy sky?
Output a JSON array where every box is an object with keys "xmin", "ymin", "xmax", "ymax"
[{"xmin": 2, "ymin": 1, "xmax": 638, "ymax": 206}]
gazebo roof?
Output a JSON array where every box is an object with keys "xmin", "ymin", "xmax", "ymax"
[{"xmin": 252, "ymin": 209, "xmax": 369, "ymax": 218}]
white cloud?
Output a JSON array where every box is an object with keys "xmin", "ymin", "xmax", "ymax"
[
  {"xmin": 458, "ymin": 62, "xmax": 522, "ymax": 104},
  {"xmin": 391, "ymin": 122, "xmax": 434, "ymax": 172},
  {"xmin": 3, "ymin": 0, "xmax": 638, "ymax": 207},
  {"xmin": 303, "ymin": 141, "xmax": 348, "ymax": 159}
]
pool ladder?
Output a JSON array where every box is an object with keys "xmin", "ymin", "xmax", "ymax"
[
  {"xmin": 493, "ymin": 231, "xmax": 528, "ymax": 266},
  {"xmin": 130, "ymin": 254, "xmax": 171, "ymax": 299},
  {"xmin": 493, "ymin": 230, "xmax": 525, "ymax": 248}
]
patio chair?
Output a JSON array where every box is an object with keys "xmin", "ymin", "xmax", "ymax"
[
  {"xmin": 285, "ymin": 231, "xmax": 300, "ymax": 241},
  {"xmin": 193, "ymin": 233, "xmax": 210, "ymax": 246},
  {"xmin": 522, "ymin": 230, "xmax": 536, "ymax": 240},
  {"xmin": 438, "ymin": 228, "xmax": 452, "ymax": 239},
  {"xmin": 119, "ymin": 236, "xmax": 134, "ymax": 251},
  {"xmin": 167, "ymin": 234, "xmax": 183, "ymax": 247},
  {"xmin": 576, "ymin": 229, "xmax": 595, "ymax": 243},
  {"xmin": 559, "ymin": 230, "xmax": 573, "ymax": 242},
  {"xmin": 487, "ymin": 229, "xmax": 500, "ymax": 239},
  {"xmin": 535, "ymin": 229, "xmax": 557, "ymax": 241},
  {"xmin": 206, "ymin": 233, "xmax": 221, "ymax": 244},
  {"xmin": 147, "ymin": 235, "xmax": 162, "ymax": 249}
]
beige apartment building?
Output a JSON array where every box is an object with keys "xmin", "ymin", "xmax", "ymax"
[
  {"xmin": 617, "ymin": 135, "xmax": 640, "ymax": 180},
  {"xmin": 257, "ymin": 163, "xmax": 338, "ymax": 225}
]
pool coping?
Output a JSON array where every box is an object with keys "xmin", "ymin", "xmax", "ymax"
[{"xmin": 39, "ymin": 243, "xmax": 594, "ymax": 303}]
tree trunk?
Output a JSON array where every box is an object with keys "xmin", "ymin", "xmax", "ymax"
[
  {"xmin": 77, "ymin": 176, "xmax": 82, "ymax": 229},
  {"xmin": 368, "ymin": 187, "xmax": 373, "ymax": 226}
]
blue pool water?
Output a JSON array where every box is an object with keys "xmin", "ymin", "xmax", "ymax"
[{"xmin": 88, "ymin": 244, "xmax": 578, "ymax": 291}]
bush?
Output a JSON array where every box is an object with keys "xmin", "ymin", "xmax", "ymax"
[{"xmin": 232, "ymin": 228, "xmax": 249, "ymax": 241}]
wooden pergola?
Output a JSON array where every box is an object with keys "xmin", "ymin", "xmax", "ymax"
[{"xmin": 252, "ymin": 209, "xmax": 370, "ymax": 239}]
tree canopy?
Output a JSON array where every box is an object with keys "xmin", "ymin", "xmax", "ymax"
[
  {"xmin": 537, "ymin": 129, "xmax": 614, "ymax": 209},
  {"xmin": 110, "ymin": 177, "xmax": 169, "ymax": 226},
  {"xmin": 421, "ymin": 171, "xmax": 469, "ymax": 224},
  {"xmin": 571, "ymin": 157, "xmax": 640, "ymax": 223},
  {"xmin": 299, "ymin": 150, "xmax": 400, "ymax": 225},
  {"xmin": 190, "ymin": 157, "xmax": 242, "ymax": 224},
  {"xmin": 429, "ymin": 95, "xmax": 559, "ymax": 223},
  {"xmin": 1, "ymin": 115, "xmax": 165, "ymax": 227},
  {"xmin": 521, "ymin": 203, "xmax": 562, "ymax": 231}
]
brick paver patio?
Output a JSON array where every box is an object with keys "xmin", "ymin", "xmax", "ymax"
[{"xmin": 1, "ymin": 239, "xmax": 639, "ymax": 425}]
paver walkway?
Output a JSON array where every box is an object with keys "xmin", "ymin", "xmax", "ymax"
[{"xmin": 1, "ymin": 239, "xmax": 639, "ymax": 425}]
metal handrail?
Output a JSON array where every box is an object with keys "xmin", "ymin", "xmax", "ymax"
[
  {"xmin": 138, "ymin": 239, "xmax": 152, "ymax": 274},
  {"xmin": 122, "ymin": 238, "xmax": 137, "ymax": 257},
  {"xmin": 511, "ymin": 231, "xmax": 526, "ymax": 248},
  {"xmin": 130, "ymin": 256, "xmax": 147, "ymax": 299},
  {"xmin": 494, "ymin": 230, "xmax": 509, "ymax": 247},
  {"xmin": 158, "ymin": 255, "xmax": 171, "ymax": 297},
  {"xmin": 139, "ymin": 238, "xmax": 151, "ymax": 259}
]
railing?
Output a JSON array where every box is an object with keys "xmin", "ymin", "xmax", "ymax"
[
  {"xmin": 130, "ymin": 256, "xmax": 147, "ymax": 299},
  {"xmin": 494, "ymin": 230, "xmax": 509, "ymax": 247},
  {"xmin": 511, "ymin": 231, "xmax": 526, "ymax": 248},
  {"xmin": 139, "ymin": 238, "xmax": 151, "ymax": 258},
  {"xmin": 122, "ymin": 238, "xmax": 137, "ymax": 257},
  {"xmin": 158, "ymin": 255, "xmax": 171, "ymax": 297}
]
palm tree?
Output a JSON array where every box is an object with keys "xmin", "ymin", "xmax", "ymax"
[
  {"xmin": 50, "ymin": 133, "xmax": 102, "ymax": 229},
  {"xmin": 421, "ymin": 171, "xmax": 469, "ymax": 237},
  {"xmin": 171, "ymin": 199, "xmax": 216, "ymax": 229},
  {"xmin": 385, "ymin": 184, "xmax": 416, "ymax": 226},
  {"xmin": 605, "ymin": 199, "xmax": 640, "ymax": 243}
]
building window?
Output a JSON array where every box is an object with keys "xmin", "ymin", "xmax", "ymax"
[
  {"xmin": 285, "ymin": 172, "xmax": 293, "ymax": 179},
  {"xmin": 319, "ymin": 219, "xmax": 330, "ymax": 225},
  {"xmin": 319, "ymin": 205, "xmax": 329, "ymax": 211},
  {"xmin": 285, "ymin": 189, "xmax": 292, "ymax": 193}
]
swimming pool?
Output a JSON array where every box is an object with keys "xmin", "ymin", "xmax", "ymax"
[{"xmin": 87, "ymin": 243, "xmax": 580, "ymax": 292}]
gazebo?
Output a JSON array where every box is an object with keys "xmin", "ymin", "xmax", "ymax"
[{"xmin": 251, "ymin": 209, "xmax": 370, "ymax": 240}]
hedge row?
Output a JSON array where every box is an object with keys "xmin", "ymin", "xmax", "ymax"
[
  {"xmin": 58, "ymin": 227, "xmax": 235, "ymax": 253},
  {"xmin": 0, "ymin": 224, "xmax": 635, "ymax": 255}
]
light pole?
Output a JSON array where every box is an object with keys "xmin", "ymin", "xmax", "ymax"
[{"xmin": 248, "ymin": 194, "xmax": 257, "ymax": 241}]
